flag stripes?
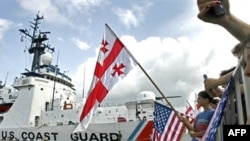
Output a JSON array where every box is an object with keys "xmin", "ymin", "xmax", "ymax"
[{"xmin": 152, "ymin": 102, "xmax": 185, "ymax": 141}]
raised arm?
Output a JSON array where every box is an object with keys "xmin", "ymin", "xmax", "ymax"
[{"xmin": 197, "ymin": 0, "xmax": 250, "ymax": 42}]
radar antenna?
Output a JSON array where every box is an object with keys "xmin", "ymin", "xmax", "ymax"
[{"xmin": 19, "ymin": 12, "xmax": 54, "ymax": 71}]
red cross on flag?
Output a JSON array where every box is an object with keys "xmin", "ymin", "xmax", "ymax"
[{"xmin": 74, "ymin": 24, "xmax": 137, "ymax": 132}]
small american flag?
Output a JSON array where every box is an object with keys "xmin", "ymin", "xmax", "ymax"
[
  {"xmin": 185, "ymin": 102, "xmax": 195, "ymax": 123},
  {"xmin": 185, "ymin": 101, "xmax": 201, "ymax": 124},
  {"xmin": 152, "ymin": 102, "xmax": 185, "ymax": 141}
]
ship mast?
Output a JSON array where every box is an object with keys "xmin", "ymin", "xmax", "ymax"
[{"xmin": 19, "ymin": 13, "xmax": 53, "ymax": 71}]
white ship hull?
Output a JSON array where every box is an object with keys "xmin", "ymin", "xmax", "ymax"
[{"xmin": 0, "ymin": 121, "xmax": 153, "ymax": 141}]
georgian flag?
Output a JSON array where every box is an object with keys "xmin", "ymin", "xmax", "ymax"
[{"xmin": 74, "ymin": 24, "xmax": 137, "ymax": 132}]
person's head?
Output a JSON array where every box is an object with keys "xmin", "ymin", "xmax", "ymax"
[
  {"xmin": 232, "ymin": 43, "xmax": 243, "ymax": 60},
  {"xmin": 197, "ymin": 90, "xmax": 213, "ymax": 107},
  {"xmin": 241, "ymin": 35, "xmax": 250, "ymax": 77},
  {"xmin": 211, "ymin": 97, "xmax": 220, "ymax": 109}
]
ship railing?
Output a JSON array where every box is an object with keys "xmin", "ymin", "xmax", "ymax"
[{"xmin": 215, "ymin": 60, "xmax": 250, "ymax": 140}]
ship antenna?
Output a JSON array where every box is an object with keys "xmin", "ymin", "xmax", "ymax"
[
  {"xmin": 3, "ymin": 71, "xmax": 9, "ymax": 86},
  {"xmin": 0, "ymin": 72, "xmax": 8, "ymax": 89},
  {"xmin": 19, "ymin": 12, "xmax": 52, "ymax": 72},
  {"xmin": 82, "ymin": 67, "xmax": 85, "ymax": 98},
  {"xmin": 51, "ymin": 50, "xmax": 60, "ymax": 110}
]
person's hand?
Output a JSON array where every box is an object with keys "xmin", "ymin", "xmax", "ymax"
[
  {"xmin": 204, "ymin": 78, "xmax": 218, "ymax": 90},
  {"xmin": 207, "ymin": 87, "xmax": 224, "ymax": 97},
  {"xmin": 196, "ymin": 0, "xmax": 230, "ymax": 24},
  {"xmin": 213, "ymin": 87, "xmax": 224, "ymax": 97},
  {"xmin": 188, "ymin": 130, "xmax": 196, "ymax": 137},
  {"xmin": 177, "ymin": 112, "xmax": 187, "ymax": 122}
]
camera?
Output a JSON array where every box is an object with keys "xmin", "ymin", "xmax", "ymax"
[
  {"xmin": 203, "ymin": 74, "xmax": 208, "ymax": 80},
  {"xmin": 208, "ymin": 0, "xmax": 226, "ymax": 17}
]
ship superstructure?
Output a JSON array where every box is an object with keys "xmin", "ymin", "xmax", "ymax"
[{"xmin": 0, "ymin": 14, "xmax": 156, "ymax": 141}]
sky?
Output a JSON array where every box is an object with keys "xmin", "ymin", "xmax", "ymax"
[{"xmin": 0, "ymin": 0, "xmax": 250, "ymax": 110}]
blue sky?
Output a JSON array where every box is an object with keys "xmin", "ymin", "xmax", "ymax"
[{"xmin": 0, "ymin": 0, "xmax": 249, "ymax": 110}]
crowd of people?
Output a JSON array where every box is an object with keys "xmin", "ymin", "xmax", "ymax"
[{"xmin": 177, "ymin": 0, "xmax": 250, "ymax": 140}]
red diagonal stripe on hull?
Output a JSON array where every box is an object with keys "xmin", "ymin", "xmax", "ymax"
[{"xmin": 136, "ymin": 121, "xmax": 153, "ymax": 141}]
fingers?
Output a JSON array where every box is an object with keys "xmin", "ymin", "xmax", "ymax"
[
  {"xmin": 197, "ymin": 0, "xmax": 210, "ymax": 11},
  {"xmin": 177, "ymin": 112, "xmax": 185, "ymax": 121},
  {"xmin": 204, "ymin": 79, "xmax": 210, "ymax": 91},
  {"xmin": 198, "ymin": 5, "xmax": 210, "ymax": 20},
  {"xmin": 197, "ymin": 0, "xmax": 223, "ymax": 10},
  {"xmin": 197, "ymin": 0, "xmax": 224, "ymax": 20},
  {"xmin": 204, "ymin": 78, "xmax": 218, "ymax": 90}
]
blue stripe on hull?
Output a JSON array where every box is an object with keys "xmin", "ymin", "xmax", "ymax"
[{"xmin": 128, "ymin": 121, "xmax": 144, "ymax": 141}]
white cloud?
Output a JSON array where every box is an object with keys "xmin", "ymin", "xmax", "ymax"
[
  {"xmin": 56, "ymin": 37, "xmax": 64, "ymax": 42},
  {"xmin": 71, "ymin": 37, "xmax": 90, "ymax": 51},
  {"xmin": 9, "ymin": 0, "xmax": 250, "ymax": 110},
  {"xmin": 72, "ymin": 34, "xmax": 209, "ymax": 108},
  {"xmin": 230, "ymin": 1, "xmax": 250, "ymax": 23},
  {"xmin": 114, "ymin": 2, "xmax": 152, "ymax": 29},
  {"xmin": 59, "ymin": 0, "xmax": 108, "ymax": 20},
  {"xmin": 116, "ymin": 8, "xmax": 138, "ymax": 28},
  {"xmin": 72, "ymin": 0, "xmax": 248, "ymax": 109},
  {"xmin": 70, "ymin": 0, "xmax": 103, "ymax": 8},
  {"xmin": 0, "ymin": 18, "xmax": 13, "ymax": 41},
  {"xmin": 18, "ymin": 0, "xmax": 68, "ymax": 24}
]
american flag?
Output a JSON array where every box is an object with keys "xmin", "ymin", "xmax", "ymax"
[
  {"xmin": 152, "ymin": 102, "xmax": 185, "ymax": 141},
  {"xmin": 185, "ymin": 102, "xmax": 195, "ymax": 123},
  {"xmin": 200, "ymin": 77, "xmax": 233, "ymax": 141}
]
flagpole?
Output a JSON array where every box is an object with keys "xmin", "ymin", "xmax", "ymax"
[
  {"xmin": 136, "ymin": 63, "xmax": 178, "ymax": 112},
  {"xmin": 105, "ymin": 23, "xmax": 178, "ymax": 113},
  {"xmin": 186, "ymin": 100, "xmax": 193, "ymax": 111}
]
